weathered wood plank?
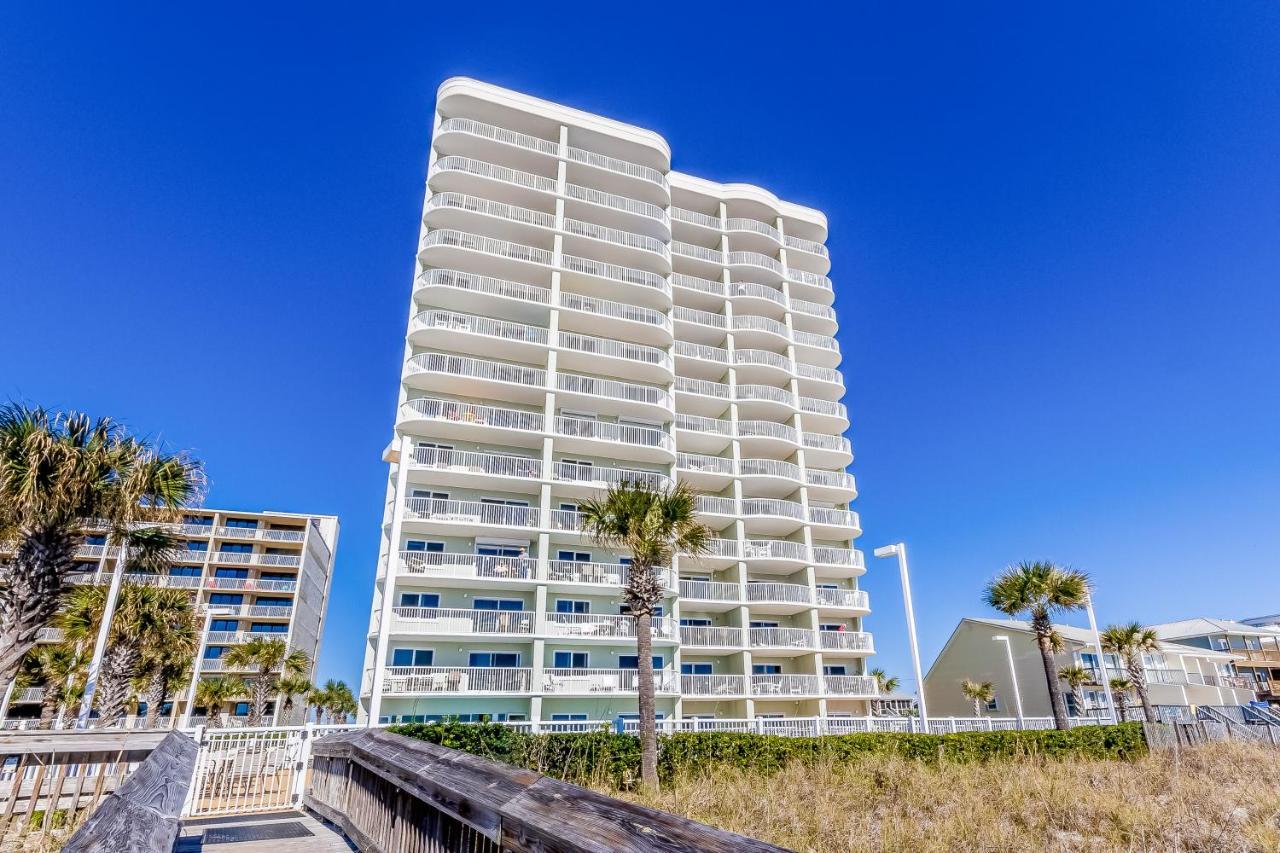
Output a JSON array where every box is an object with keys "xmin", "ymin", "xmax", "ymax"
[
  {"xmin": 62, "ymin": 731, "xmax": 197, "ymax": 853},
  {"xmin": 0, "ymin": 729, "xmax": 169, "ymax": 755}
]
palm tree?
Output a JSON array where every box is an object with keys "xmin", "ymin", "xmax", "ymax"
[
  {"xmin": 869, "ymin": 668, "xmax": 901, "ymax": 715},
  {"xmin": 325, "ymin": 681, "xmax": 357, "ymax": 724},
  {"xmin": 1100, "ymin": 622, "xmax": 1160, "ymax": 723},
  {"xmin": 0, "ymin": 405, "xmax": 202, "ymax": 685},
  {"xmin": 983, "ymin": 561, "xmax": 1090, "ymax": 730},
  {"xmin": 276, "ymin": 676, "xmax": 313, "ymax": 724},
  {"xmin": 1057, "ymin": 665, "xmax": 1093, "ymax": 718},
  {"xmin": 224, "ymin": 637, "xmax": 309, "ymax": 726},
  {"xmin": 306, "ymin": 681, "xmax": 333, "ymax": 723},
  {"xmin": 579, "ymin": 481, "xmax": 712, "ymax": 790},
  {"xmin": 1109, "ymin": 677, "xmax": 1135, "ymax": 722},
  {"xmin": 960, "ymin": 679, "xmax": 995, "ymax": 717},
  {"xmin": 18, "ymin": 645, "xmax": 85, "ymax": 729},
  {"xmin": 193, "ymin": 676, "xmax": 245, "ymax": 722}
]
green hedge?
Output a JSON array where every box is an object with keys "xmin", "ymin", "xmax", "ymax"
[{"xmin": 389, "ymin": 721, "xmax": 1147, "ymax": 788}]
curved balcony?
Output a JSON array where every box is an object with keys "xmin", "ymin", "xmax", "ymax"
[
  {"xmin": 424, "ymin": 192, "xmax": 554, "ymax": 239},
  {"xmin": 792, "ymin": 329, "xmax": 841, "ymax": 368},
  {"xmin": 680, "ymin": 625, "xmax": 745, "ymax": 649},
  {"xmin": 746, "ymin": 582, "xmax": 813, "ymax": 613},
  {"xmin": 681, "ymin": 674, "xmax": 747, "ymax": 697},
  {"xmin": 563, "ymin": 182, "xmax": 669, "ymax": 239},
  {"xmin": 728, "ymin": 250, "xmax": 784, "ymax": 282},
  {"xmin": 435, "ymin": 117, "xmax": 559, "ymax": 162},
  {"xmin": 547, "ymin": 559, "xmax": 674, "ymax": 591},
  {"xmin": 813, "ymin": 547, "xmax": 865, "ymax": 574},
  {"xmin": 555, "ymin": 371, "xmax": 671, "ymax": 421},
  {"xmin": 815, "ymin": 588, "xmax": 870, "ymax": 612},
  {"xmin": 399, "ymin": 551, "xmax": 537, "ymax": 585},
  {"xmin": 804, "ymin": 468, "xmax": 858, "ymax": 501},
  {"xmin": 799, "ymin": 396, "xmax": 849, "ymax": 433},
  {"xmin": 558, "ymin": 252, "xmax": 671, "ymax": 309},
  {"xmin": 558, "ymin": 291, "xmax": 671, "ymax": 346},
  {"xmin": 736, "ymin": 420, "xmax": 801, "ymax": 457},
  {"xmin": 824, "ymin": 675, "xmax": 877, "ymax": 697},
  {"xmin": 544, "ymin": 613, "xmax": 678, "ymax": 642},
  {"xmin": 674, "ymin": 377, "xmax": 731, "ymax": 418},
  {"xmin": 675, "ymin": 451, "xmax": 734, "ymax": 492},
  {"xmin": 552, "ymin": 460, "xmax": 671, "ymax": 496},
  {"xmin": 566, "ymin": 144, "xmax": 669, "ymax": 201},
  {"xmin": 731, "ymin": 314, "xmax": 790, "ymax": 349},
  {"xmin": 795, "ymin": 363, "xmax": 844, "ymax": 399},
  {"xmin": 748, "ymin": 627, "xmax": 816, "ymax": 653},
  {"xmin": 670, "ymin": 206, "xmax": 721, "ymax": 232},
  {"xmin": 786, "ymin": 268, "xmax": 835, "ymax": 305},
  {"xmin": 819, "ymin": 630, "xmax": 875, "ymax": 654},
  {"xmin": 382, "ymin": 665, "xmax": 534, "ymax": 695},
  {"xmin": 783, "ymin": 234, "xmax": 830, "ymax": 275},
  {"xmin": 670, "ymin": 272, "xmax": 727, "ymax": 311},
  {"xmin": 733, "ymin": 349, "xmax": 793, "ymax": 385},
  {"xmin": 543, "ymin": 668, "xmax": 679, "ymax": 695},
  {"xmin": 556, "ymin": 330, "xmax": 672, "ymax": 383},
  {"xmin": 409, "ymin": 310, "xmax": 548, "ymax": 362},
  {"xmin": 673, "ymin": 413, "xmax": 733, "ymax": 455},
  {"xmin": 390, "ymin": 606, "xmax": 535, "ymax": 636},
  {"xmin": 672, "ymin": 306, "xmax": 728, "ymax": 349},
  {"xmin": 413, "ymin": 269, "xmax": 551, "ymax": 320},
  {"xmin": 678, "ymin": 579, "xmax": 741, "ymax": 607},
  {"xmin": 789, "ymin": 298, "xmax": 838, "ymax": 337},
  {"xmin": 751, "ymin": 674, "xmax": 821, "ymax": 696},
  {"xmin": 402, "ymin": 497, "xmax": 539, "ymax": 534},
  {"xmin": 124, "ymin": 573, "xmax": 204, "ymax": 589},
  {"xmin": 673, "ymin": 341, "xmax": 730, "ymax": 383},
  {"xmin": 420, "ymin": 228, "xmax": 553, "ymax": 283},
  {"xmin": 407, "ymin": 446, "xmax": 542, "ymax": 491},
  {"xmin": 561, "ymin": 216, "xmax": 670, "ymax": 272},
  {"xmin": 738, "ymin": 458, "xmax": 802, "ymax": 496},
  {"xmin": 405, "ymin": 353, "xmax": 547, "ymax": 405},
  {"xmin": 802, "ymin": 432, "xmax": 853, "ymax": 468},
  {"xmin": 428, "ymin": 156, "xmax": 557, "ymax": 208},
  {"xmin": 553, "ymin": 415, "xmax": 674, "ymax": 463},
  {"xmin": 729, "ymin": 281, "xmax": 787, "ymax": 318},
  {"xmin": 725, "ymin": 217, "xmax": 782, "ymax": 246},
  {"xmin": 399, "ymin": 398, "xmax": 545, "ymax": 448},
  {"xmin": 671, "ymin": 240, "xmax": 724, "ymax": 277},
  {"xmin": 735, "ymin": 384, "xmax": 797, "ymax": 421},
  {"xmin": 807, "ymin": 506, "xmax": 861, "ymax": 538},
  {"xmin": 741, "ymin": 498, "xmax": 805, "ymax": 535},
  {"xmin": 742, "ymin": 539, "xmax": 810, "ymax": 569}
]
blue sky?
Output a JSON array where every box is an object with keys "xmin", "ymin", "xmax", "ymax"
[{"xmin": 2, "ymin": 3, "xmax": 1278, "ymax": 695}]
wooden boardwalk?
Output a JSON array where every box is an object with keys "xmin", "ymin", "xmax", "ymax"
[{"xmin": 175, "ymin": 810, "xmax": 354, "ymax": 852}]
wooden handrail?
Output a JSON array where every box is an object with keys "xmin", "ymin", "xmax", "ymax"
[{"xmin": 306, "ymin": 729, "xmax": 789, "ymax": 852}]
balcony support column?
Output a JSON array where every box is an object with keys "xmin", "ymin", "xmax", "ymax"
[{"xmin": 367, "ymin": 434, "xmax": 414, "ymax": 726}]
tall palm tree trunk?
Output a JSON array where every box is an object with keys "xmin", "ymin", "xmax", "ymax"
[
  {"xmin": 248, "ymin": 675, "xmax": 270, "ymax": 726},
  {"xmin": 143, "ymin": 670, "xmax": 166, "ymax": 729},
  {"xmin": 39, "ymin": 692, "xmax": 61, "ymax": 729},
  {"xmin": 1129, "ymin": 661, "xmax": 1156, "ymax": 723},
  {"xmin": 1033, "ymin": 616, "xmax": 1070, "ymax": 730},
  {"xmin": 634, "ymin": 609, "xmax": 658, "ymax": 790},
  {"xmin": 93, "ymin": 646, "xmax": 135, "ymax": 727},
  {"xmin": 972, "ymin": 697, "xmax": 981, "ymax": 717},
  {"xmin": 0, "ymin": 526, "xmax": 76, "ymax": 684}
]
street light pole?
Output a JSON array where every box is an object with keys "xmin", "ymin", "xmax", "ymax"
[
  {"xmin": 76, "ymin": 534, "xmax": 130, "ymax": 728},
  {"xmin": 1084, "ymin": 591, "xmax": 1117, "ymax": 723},
  {"xmin": 178, "ymin": 607, "xmax": 233, "ymax": 729},
  {"xmin": 873, "ymin": 543, "xmax": 929, "ymax": 727},
  {"xmin": 993, "ymin": 635, "xmax": 1025, "ymax": 728}
]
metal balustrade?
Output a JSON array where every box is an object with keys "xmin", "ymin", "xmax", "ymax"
[
  {"xmin": 700, "ymin": 538, "xmax": 742, "ymax": 559},
  {"xmin": 559, "ymin": 253, "xmax": 670, "ymax": 293},
  {"xmin": 412, "ymin": 309, "xmax": 548, "ymax": 345},
  {"xmin": 671, "ymin": 240, "xmax": 724, "ymax": 263},
  {"xmin": 675, "ymin": 413, "xmax": 734, "ymax": 436},
  {"xmin": 391, "ymin": 606, "xmax": 535, "ymax": 634},
  {"xmin": 694, "ymin": 495, "xmax": 737, "ymax": 515},
  {"xmin": 542, "ymin": 668, "xmax": 679, "ymax": 695},
  {"xmin": 824, "ymin": 675, "xmax": 878, "ymax": 695},
  {"xmin": 430, "ymin": 155, "xmax": 558, "ymax": 192},
  {"xmin": 670, "ymin": 207, "xmax": 721, "ymax": 228},
  {"xmin": 670, "ymin": 272, "xmax": 726, "ymax": 296},
  {"xmin": 553, "ymin": 416, "xmax": 673, "ymax": 451},
  {"xmin": 794, "ymin": 329, "xmax": 840, "ymax": 352},
  {"xmin": 728, "ymin": 251, "xmax": 784, "ymax": 274},
  {"xmin": 550, "ymin": 509, "xmax": 582, "ymax": 531},
  {"xmin": 819, "ymin": 630, "xmax": 874, "ymax": 651},
  {"xmin": 407, "ymin": 352, "xmax": 546, "ymax": 388},
  {"xmin": 400, "ymin": 551, "xmax": 536, "ymax": 581},
  {"xmin": 211, "ymin": 552, "xmax": 302, "ymax": 567},
  {"xmin": 796, "ymin": 363, "xmax": 843, "ymax": 384},
  {"xmin": 76, "ymin": 545, "xmax": 107, "ymax": 558},
  {"xmin": 212, "ymin": 526, "xmax": 305, "ymax": 542},
  {"xmin": 676, "ymin": 452, "xmax": 734, "ymax": 474},
  {"xmin": 743, "ymin": 539, "xmax": 809, "ymax": 561},
  {"xmin": 565, "ymin": 145, "xmax": 668, "ymax": 190},
  {"xmin": 739, "ymin": 458, "xmax": 802, "ymax": 480},
  {"xmin": 544, "ymin": 613, "xmax": 677, "ymax": 640},
  {"xmin": 556, "ymin": 372, "xmax": 670, "ymax": 407},
  {"xmin": 725, "ymin": 217, "xmax": 782, "ymax": 242},
  {"xmin": 437, "ymin": 117, "xmax": 560, "ymax": 156},
  {"xmin": 680, "ymin": 674, "xmax": 747, "ymax": 696},
  {"xmin": 784, "ymin": 235, "xmax": 829, "ymax": 257},
  {"xmin": 403, "ymin": 497, "xmax": 539, "ymax": 528},
  {"xmin": 729, "ymin": 281, "xmax": 787, "ymax": 305},
  {"xmin": 205, "ymin": 577, "xmax": 298, "ymax": 592},
  {"xmin": 737, "ymin": 420, "xmax": 800, "ymax": 443},
  {"xmin": 401, "ymin": 397, "xmax": 545, "ymax": 433},
  {"xmin": 751, "ymin": 674, "xmax": 821, "ymax": 695},
  {"xmin": 426, "ymin": 191, "xmax": 555, "ymax": 228},
  {"xmin": 786, "ymin": 268, "xmax": 834, "ymax": 292},
  {"xmin": 205, "ymin": 630, "xmax": 292, "ymax": 644},
  {"xmin": 411, "ymin": 445, "xmax": 543, "ymax": 479},
  {"xmin": 808, "ymin": 507, "xmax": 860, "ymax": 528},
  {"xmin": 742, "ymin": 498, "xmax": 805, "ymax": 520},
  {"xmin": 746, "ymin": 582, "xmax": 812, "ymax": 604},
  {"xmin": 790, "ymin": 298, "xmax": 836, "ymax": 322},
  {"xmin": 562, "ymin": 217, "xmax": 669, "ymax": 257},
  {"xmin": 734, "ymin": 349, "xmax": 793, "ymax": 371},
  {"xmin": 749, "ymin": 627, "xmax": 816, "ymax": 649},
  {"xmin": 416, "ymin": 268, "xmax": 551, "ymax": 304},
  {"xmin": 732, "ymin": 314, "xmax": 790, "ymax": 338},
  {"xmin": 679, "ymin": 579, "xmax": 741, "ymax": 602},
  {"xmin": 680, "ymin": 625, "xmax": 745, "ymax": 647},
  {"xmin": 815, "ymin": 588, "xmax": 869, "ymax": 609},
  {"xmin": 803, "ymin": 432, "xmax": 852, "ymax": 454},
  {"xmin": 552, "ymin": 461, "xmax": 669, "ymax": 490},
  {"xmin": 564, "ymin": 183, "xmax": 668, "ymax": 224},
  {"xmin": 421, "ymin": 228, "xmax": 553, "ymax": 266},
  {"xmin": 548, "ymin": 559, "xmax": 631, "ymax": 586},
  {"xmin": 736, "ymin": 384, "xmax": 795, "ymax": 406},
  {"xmin": 558, "ymin": 291, "xmax": 668, "ymax": 328},
  {"xmin": 674, "ymin": 340, "xmax": 729, "ymax": 363},
  {"xmin": 813, "ymin": 546, "xmax": 863, "ymax": 568},
  {"xmin": 382, "ymin": 665, "xmax": 534, "ymax": 694},
  {"xmin": 558, "ymin": 330, "xmax": 670, "ymax": 368},
  {"xmin": 675, "ymin": 376, "xmax": 731, "ymax": 399},
  {"xmin": 672, "ymin": 305, "xmax": 727, "ymax": 329},
  {"xmin": 123, "ymin": 573, "xmax": 204, "ymax": 589}
]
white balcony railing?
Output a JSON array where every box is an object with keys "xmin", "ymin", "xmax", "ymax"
[
  {"xmin": 411, "ymin": 446, "xmax": 543, "ymax": 480},
  {"xmin": 407, "ymin": 352, "xmax": 546, "ymax": 389},
  {"xmin": 670, "ymin": 207, "xmax": 721, "ymax": 229},
  {"xmin": 806, "ymin": 469, "xmax": 856, "ymax": 491},
  {"xmin": 562, "ymin": 217, "xmax": 669, "ymax": 257},
  {"xmin": 552, "ymin": 461, "xmax": 669, "ymax": 491},
  {"xmin": 749, "ymin": 627, "xmax": 816, "ymax": 649},
  {"xmin": 800, "ymin": 397, "xmax": 847, "ymax": 418},
  {"xmin": 403, "ymin": 498, "xmax": 539, "ymax": 529},
  {"xmin": 205, "ymin": 577, "xmax": 298, "ymax": 592},
  {"xmin": 813, "ymin": 547, "xmax": 864, "ymax": 569},
  {"xmin": 671, "ymin": 272, "xmax": 726, "ymax": 297},
  {"xmin": 725, "ymin": 218, "xmax": 781, "ymax": 242},
  {"xmin": 728, "ymin": 251, "xmax": 784, "ymax": 274},
  {"xmin": 790, "ymin": 298, "xmax": 836, "ymax": 323},
  {"xmin": 558, "ymin": 291, "xmax": 668, "ymax": 329},
  {"xmin": 544, "ymin": 613, "xmax": 677, "ymax": 640},
  {"xmin": 558, "ymin": 331, "xmax": 670, "ymax": 369},
  {"xmin": 671, "ymin": 240, "xmax": 724, "ymax": 264},
  {"xmin": 421, "ymin": 229, "xmax": 553, "ymax": 266},
  {"xmin": 674, "ymin": 377, "xmax": 730, "ymax": 400},
  {"xmin": 566, "ymin": 145, "xmax": 668, "ymax": 190},
  {"xmin": 122, "ymin": 573, "xmax": 204, "ymax": 589},
  {"xmin": 679, "ymin": 580, "xmax": 740, "ymax": 602},
  {"xmin": 819, "ymin": 630, "xmax": 875, "ymax": 651},
  {"xmin": 676, "ymin": 452, "xmax": 734, "ymax": 475},
  {"xmin": 426, "ymin": 192, "xmax": 555, "ymax": 229},
  {"xmin": 383, "ymin": 665, "xmax": 535, "ymax": 694},
  {"xmin": 815, "ymin": 588, "xmax": 869, "ymax": 609},
  {"xmin": 808, "ymin": 507, "xmax": 860, "ymax": 529},
  {"xmin": 680, "ymin": 674, "xmax": 747, "ymax": 696},
  {"xmin": 391, "ymin": 606, "xmax": 535, "ymax": 635},
  {"xmin": 803, "ymin": 433, "xmax": 852, "ymax": 454},
  {"xmin": 746, "ymin": 582, "xmax": 812, "ymax": 605},
  {"xmin": 554, "ymin": 416, "xmax": 673, "ymax": 451},
  {"xmin": 400, "ymin": 551, "xmax": 536, "ymax": 581},
  {"xmin": 787, "ymin": 268, "xmax": 834, "ymax": 293},
  {"xmin": 672, "ymin": 305, "xmax": 727, "ymax": 329},
  {"xmin": 694, "ymin": 495, "xmax": 736, "ymax": 516},
  {"xmin": 543, "ymin": 668, "xmax": 679, "ymax": 695},
  {"xmin": 430, "ymin": 155, "xmax": 557, "ymax": 193},
  {"xmin": 559, "ymin": 253, "xmax": 670, "ymax": 295},
  {"xmin": 416, "ymin": 268, "xmax": 551, "ymax": 305},
  {"xmin": 402, "ymin": 397, "xmax": 544, "ymax": 434},
  {"xmin": 412, "ymin": 310, "xmax": 549, "ymax": 347},
  {"xmin": 823, "ymin": 675, "xmax": 878, "ymax": 696},
  {"xmin": 739, "ymin": 458, "xmax": 802, "ymax": 480},
  {"xmin": 437, "ymin": 117, "xmax": 560, "ymax": 156},
  {"xmin": 784, "ymin": 235, "xmax": 829, "ymax": 257},
  {"xmin": 737, "ymin": 420, "xmax": 800, "ymax": 443},
  {"xmin": 734, "ymin": 349, "xmax": 792, "ymax": 372},
  {"xmin": 680, "ymin": 626, "xmax": 745, "ymax": 647},
  {"xmin": 735, "ymin": 384, "xmax": 794, "ymax": 406},
  {"xmin": 743, "ymin": 540, "xmax": 809, "ymax": 562},
  {"xmin": 741, "ymin": 498, "xmax": 805, "ymax": 520},
  {"xmin": 556, "ymin": 372, "xmax": 670, "ymax": 408},
  {"xmin": 730, "ymin": 281, "xmax": 786, "ymax": 306},
  {"xmin": 674, "ymin": 341, "xmax": 729, "ymax": 364},
  {"xmin": 751, "ymin": 674, "xmax": 821, "ymax": 695},
  {"xmin": 545, "ymin": 559, "xmax": 673, "ymax": 589},
  {"xmin": 564, "ymin": 183, "xmax": 668, "ymax": 225},
  {"xmin": 675, "ymin": 414, "xmax": 734, "ymax": 437}
]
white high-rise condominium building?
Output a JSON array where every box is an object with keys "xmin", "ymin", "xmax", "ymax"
[
  {"xmin": 2, "ymin": 508, "xmax": 339, "ymax": 726},
  {"xmin": 362, "ymin": 78, "xmax": 873, "ymax": 726}
]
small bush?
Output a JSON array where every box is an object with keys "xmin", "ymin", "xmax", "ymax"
[{"xmin": 389, "ymin": 721, "xmax": 1146, "ymax": 788}]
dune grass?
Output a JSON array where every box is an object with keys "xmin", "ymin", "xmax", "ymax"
[{"xmin": 621, "ymin": 741, "xmax": 1280, "ymax": 852}]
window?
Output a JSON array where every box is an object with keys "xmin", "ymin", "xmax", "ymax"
[
  {"xmin": 186, "ymin": 541, "xmax": 209, "ymax": 552},
  {"xmin": 233, "ymin": 702, "xmax": 251, "ymax": 717},
  {"xmin": 204, "ymin": 646, "xmax": 227, "ymax": 659},
  {"xmin": 619, "ymin": 655, "xmax": 664, "ymax": 670},
  {"xmin": 215, "ymin": 568, "xmax": 249, "ymax": 579},
  {"xmin": 218, "ymin": 543, "xmax": 252, "ymax": 553},
  {"xmin": 209, "ymin": 594, "xmax": 243, "ymax": 606},
  {"xmin": 823, "ymin": 665, "xmax": 847, "ymax": 676},
  {"xmin": 264, "ymin": 547, "xmax": 296, "ymax": 555},
  {"xmin": 550, "ymin": 714, "xmax": 588, "ymax": 722},
  {"xmin": 411, "ymin": 489, "xmax": 449, "ymax": 500},
  {"xmin": 254, "ymin": 597, "xmax": 291, "ymax": 607},
  {"xmin": 210, "ymin": 620, "xmax": 238, "ymax": 632},
  {"xmin": 184, "ymin": 515, "xmax": 213, "ymax": 526},
  {"xmin": 553, "ymin": 651, "xmax": 589, "ymax": 669},
  {"xmin": 986, "ymin": 696, "xmax": 1000, "ymax": 712},
  {"xmin": 555, "ymin": 600, "xmax": 590, "ymax": 614},
  {"xmin": 618, "ymin": 557, "xmax": 632, "ymax": 566},
  {"xmin": 477, "ymin": 545, "xmax": 524, "ymax": 557},
  {"xmin": 399, "ymin": 593, "xmax": 440, "ymax": 608},
  {"xmin": 249, "ymin": 623, "xmax": 288, "ymax": 633},
  {"xmin": 558, "ymin": 502, "xmax": 579, "ymax": 513},
  {"xmin": 474, "ymin": 599, "xmax": 523, "ymax": 611},
  {"xmin": 617, "ymin": 713, "xmax": 665, "ymax": 721},
  {"xmin": 752, "ymin": 664, "xmax": 782, "ymax": 675},
  {"xmin": 681, "ymin": 663, "xmax": 713, "ymax": 675},
  {"xmin": 481, "ymin": 498, "xmax": 528, "ymax": 507},
  {"xmin": 260, "ymin": 572, "xmax": 295, "ymax": 581},
  {"xmin": 84, "ymin": 535, "xmax": 107, "ymax": 546},
  {"xmin": 224, "ymin": 519, "xmax": 259, "ymax": 529},
  {"xmin": 391, "ymin": 649, "xmax": 433, "ymax": 667},
  {"xmin": 468, "ymin": 652, "xmax": 521, "ymax": 667},
  {"xmin": 819, "ymin": 623, "xmax": 844, "ymax": 632},
  {"xmin": 557, "ymin": 550, "xmax": 591, "ymax": 562},
  {"xmin": 680, "ymin": 618, "xmax": 712, "ymax": 627},
  {"xmin": 750, "ymin": 620, "xmax": 780, "ymax": 629},
  {"xmin": 169, "ymin": 566, "xmax": 201, "ymax": 577},
  {"xmin": 405, "ymin": 541, "xmax": 444, "ymax": 553}
]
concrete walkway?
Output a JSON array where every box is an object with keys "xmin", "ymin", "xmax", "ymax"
[{"xmin": 175, "ymin": 810, "xmax": 354, "ymax": 852}]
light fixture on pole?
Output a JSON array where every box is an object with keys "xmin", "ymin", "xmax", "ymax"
[
  {"xmin": 992, "ymin": 635, "xmax": 1024, "ymax": 728},
  {"xmin": 1083, "ymin": 590, "xmax": 1117, "ymax": 722},
  {"xmin": 873, "ymin": 543, "xmax": 928, "ymax": 727},
  {"xmin": 178, "ymin": 607, "xmax": 236, "ymax": 729}
]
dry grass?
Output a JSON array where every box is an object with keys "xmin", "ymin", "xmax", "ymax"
[{"xmin": 620, "ymin": 742, "xmax": 1280, "ymax": 852}]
